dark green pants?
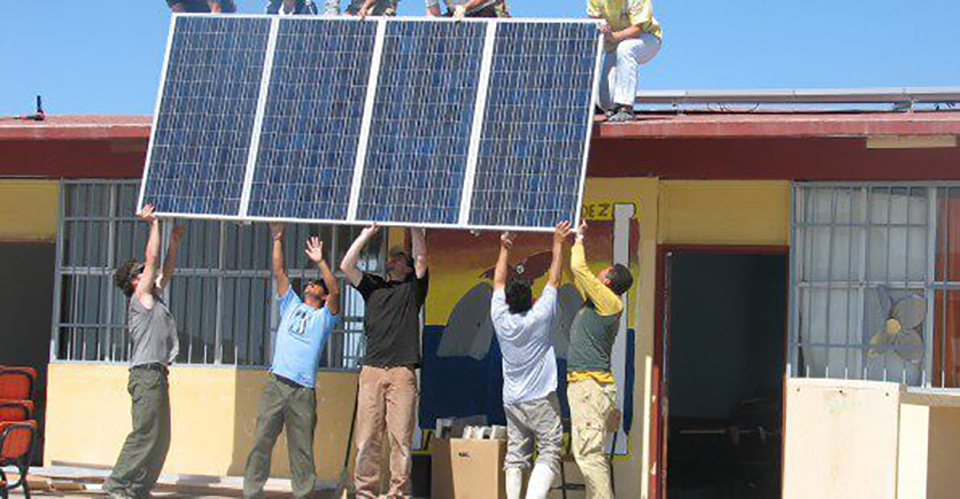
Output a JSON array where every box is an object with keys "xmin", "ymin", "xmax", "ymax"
[
  {"xmin": 103, "ymin": 367, "xmax": 171, "ymax": 499},
  {"xmin": 243, "ymin": 374, "xmax": 318, "ymax": 499}
]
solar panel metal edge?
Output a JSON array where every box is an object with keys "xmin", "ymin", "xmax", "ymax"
[
  {"xmin": 136, "ymin": 14, "xmax": 179, "ymax": 213},
  {"xmin": 139, "ymin": 16, "xmax": 601, "ymax": 233},
  {"xmin": 466, "ymin": 21, "xmax": 603, "ymax": 231},
  {"xmin": 245, "ymin": 18, "xmax": 379, "ymax": 222},
  {"xmin": 138, "ymin": 15, "xmax": 274, "ymax": 217},
  {"xmin": 351, "ymin": 19, "xmax": 487, "ymax": 226}
]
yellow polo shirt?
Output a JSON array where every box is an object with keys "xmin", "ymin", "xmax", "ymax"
[{"xmin": 587, "ymin": 0, "xmax": 662, "ymax": 51}]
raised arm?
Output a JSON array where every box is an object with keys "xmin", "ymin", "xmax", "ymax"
[
  {"xmin": 493, "ymin": 232, "xmax": 514, "ymax": 292},
  {"xmin": 305, "ymin": 237, "xmax": 340, "ymax": 316},
  {"xmin": 270, "ymin": 223, "xmax": 290, "ymax": 297},
  {"xmin": 410, "ymin": 227, "xmax": 428, "ymax": 279},
  {"xmin": 341, "ymin": 224, "xmax": 379, "ymax": 287},
  {"xmin": 156, "ymin": 224, "xmax": 185, "ymax": 291},
  {"xmin": 571, "ymin": 221, "xmax": 622, "ymax": 315},
  {"xmin": 547, "ymin": 221, "xmax": 572, "ymax": 288},
  {"xmin": 135, "ymin": 205, "xmax": 161, "ymax": 309}
]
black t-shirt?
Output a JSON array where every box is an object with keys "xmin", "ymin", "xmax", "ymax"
[{"xmin": 356, "ymin": 270, "xmax": 429, "ymax": 367}]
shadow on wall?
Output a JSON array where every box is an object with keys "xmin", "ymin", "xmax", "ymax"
[{"xmin": 226, "ymin": 368, "xmax": 361, "ymax": 485}]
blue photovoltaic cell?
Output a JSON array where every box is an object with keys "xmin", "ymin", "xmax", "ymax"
[
  {"xmin": 469, "ymin": 22, "xmax": 598, "ymax": 228},
  {"xmin": 248, "ymin": 19, "xmax": 377, "ymax": 220},
  {"xmin": 141, "ymin": 16, "xmax": 271, "ymax": 216},
  {"xmin": 355, "ymin": 21, "xmax": 486, "ymax": 225}
]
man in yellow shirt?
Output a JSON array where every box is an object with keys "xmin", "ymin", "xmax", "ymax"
[
  {"xmin": 588, "ymin": 0, "xmax": 662, "ymax": 123},
  {"xmin": 567, "ymin": 221, "xmax": 634, "ymax": 498}
]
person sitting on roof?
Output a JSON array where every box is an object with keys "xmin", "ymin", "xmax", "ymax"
[
  {"xmin": 265, "ymin": 0, "xmax": 319, "ymax": 14},
  {"xmin": 425, "ymin": 0, "xmax": 510, "ymax": 19},
  {"xmin": 589, "ymin": 0, "xmax": 662, "ymax": 123},
  {"xmin": 166, "ymin": 0, "xmax": 237, "ymax": 13}
]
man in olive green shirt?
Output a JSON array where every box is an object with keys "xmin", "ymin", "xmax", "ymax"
[
  {"xmin": 589, "ymin": 0, "xmax": 662, "ymax": 122},
  {"xmin": 567, "ymin": 221, "xmax": 634, "ymax": 499}
]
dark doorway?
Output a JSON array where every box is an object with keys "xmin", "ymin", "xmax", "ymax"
[
  {"xmin": 663, "ymin": 252, "xmax": 787, "ymax": 499},
  {"xmin": 0, "ymin": 242, "xmax": 56, "ymax": 463}
]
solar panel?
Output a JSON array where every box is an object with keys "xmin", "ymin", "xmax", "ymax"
[
  {"xmin": 139, "ymin": 16, "xmax": 601, "ymax": 231},
  {"xmin": 140, "ymin": 16, "xmax": 272, "ymax": 216},
  {"xmin": 354, "ymin": 21, "xmax": 486, "ymax": 225},
  {"xmin": 467, "ymin": 22, "xmax": 598, "ymax": 228},
  {"xmin": 246, "ymin": 19, "xmax": 378, "ymax": 221}
]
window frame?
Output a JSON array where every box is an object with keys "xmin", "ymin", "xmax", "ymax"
[
  {"xmin": 50, "ymin": 179, "xmax": 384, "ymax": 371},
  {"xmin": 788, "ymin": 181, "xmax": 960, "ymax": 388}
]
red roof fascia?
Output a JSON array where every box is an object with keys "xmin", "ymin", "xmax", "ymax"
[
  {"xmin": 0, "ymin": 116, "xmax": 152, "ymax": 141},
  {"xmin": 595, "ymin": 110, "xmax": 960, "ymax": 139}
]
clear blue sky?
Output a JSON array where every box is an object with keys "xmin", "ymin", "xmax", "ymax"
[{"xmin": 2, "ymin": 0, "xmax": 958, "ymax": 116}]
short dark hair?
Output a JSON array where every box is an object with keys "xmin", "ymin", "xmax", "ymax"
[
  {"xmin": 607, "ymin": 264, "xmax": 634, "ymax": 296},
  {"xmin": 505, "ymin": 279, "xmax": 533, "ymax": 315},
  {"xmin": 114, "ymin": 258, "xmax": 141, "ymax": 298},
  {"xmin": 305, "ymin": 278, "xmax": 329, "ymax": 295}
]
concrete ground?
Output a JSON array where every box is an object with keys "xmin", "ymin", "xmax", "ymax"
[{"xmin": 2, "ymin": 466, "xmax": 344, "ymax": 498}]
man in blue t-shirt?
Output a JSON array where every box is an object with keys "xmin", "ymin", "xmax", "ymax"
[{"xmin": 243, "ymin": 223, "xmax": 341, "ymax": 499}]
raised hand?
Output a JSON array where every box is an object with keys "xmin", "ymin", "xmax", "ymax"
[
  {"xmin": 554, "ymin": 221, "xmax": 572, "ymax": 244},
  {"xmin": 137, "ymin": 204, "xmax": 157, "ymax": 223},
  {"xmin": 305, "ymin": 237, "xmax": 325, "ymax": 263},
  {"xmin": 360, "ymin": 223, "xmax": 379, "ymax": 239},
  {"xmin": 577, "ymin": 220, "xmax": 588, "ymax": 239},
  {"xmin": 270, "ymin": 223, "xmax": 285, "ymax": 241},
  {"xmin": 501, "ymin": 231, "xmax": 515, "ymax": 250}
]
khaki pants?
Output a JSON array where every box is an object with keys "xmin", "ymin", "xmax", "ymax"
[
  {"xmin": 243, "ymin": 375, "xmax": 318, "ymax": 499},
  {"xmin": 568, "ymin": 379, "xmax": 616, "ymax": 499},
  {"xmin": 354, "ymin": 366, "xmax": 418, "ymax": 498},
  {"xmin": 503, "ymin": 393, "xmax": 563, "ymax": 474},
  {"xmin": 103, "ymin": 367, "xmax": 171, "ymax": 499}
]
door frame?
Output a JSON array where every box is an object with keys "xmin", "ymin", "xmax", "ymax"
[{"xmin": 648, "ymin": 244, "xmax": 790, "ymax": 499}]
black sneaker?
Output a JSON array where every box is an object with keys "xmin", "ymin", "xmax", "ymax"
[
  {"xmin": 594, "ymin": 105, "xmax": 615, "ymax": 118},
  {"xmin": 606, "ymin": 105, "xmax": 636, "ymax": 123}
]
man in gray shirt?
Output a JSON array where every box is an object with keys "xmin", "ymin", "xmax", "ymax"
[{"xmin": 104, "ymin": 204, "xmax": 184, "ymax": 499}]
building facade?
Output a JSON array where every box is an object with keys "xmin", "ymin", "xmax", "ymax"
[{"xmin": 2, "ymin": 110, "xmax": 959, "ymax": 497}]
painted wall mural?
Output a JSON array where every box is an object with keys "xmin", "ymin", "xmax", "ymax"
[{"xmin": 419, "ymin": 181, "xmax": 642, "ymax": 456}]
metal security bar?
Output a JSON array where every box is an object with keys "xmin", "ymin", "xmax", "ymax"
[
  {"xmin": 52, "ymin": 179, "xmax": 384, "ymax": 369},
  {"xmin": 790, "ymin": 183, "xmax": 960, "ymax": 388}
]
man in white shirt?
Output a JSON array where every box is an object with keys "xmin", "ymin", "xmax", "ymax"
[{"xmin": 490, "ymin": 222, "xmax": 572, "ymax": 499}]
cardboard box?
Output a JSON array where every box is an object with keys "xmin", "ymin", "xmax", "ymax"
[{"xmin": 431, "ymin": 438, "xmax": 506, "ymax": 499}]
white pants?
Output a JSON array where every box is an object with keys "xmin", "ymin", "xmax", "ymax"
[{"xmin": 598, "ymin": 32, "xmax": 661, "ymax": 109}]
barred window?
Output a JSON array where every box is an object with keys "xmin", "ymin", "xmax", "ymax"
[
  {"xmin": 791, "ymin": 183, "xmax": 960, "ymax": 388},
  {"xmin": 53, "ymin": 180, "xmax": 384, "ymax": 369}
]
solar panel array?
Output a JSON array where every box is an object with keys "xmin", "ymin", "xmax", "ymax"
[{"xmin": 140, "ymin": 15, "xmax": 601, "ymax": 231}]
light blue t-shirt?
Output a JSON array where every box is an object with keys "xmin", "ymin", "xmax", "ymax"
[
  {"xmin": 270, "ymin": 288, "xmax": 340, "ymax": 388},
  {"xmin": 491, "ymin": 285, "xmax": 558, "ymax": 405}
]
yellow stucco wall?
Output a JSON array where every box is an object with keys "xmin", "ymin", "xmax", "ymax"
[
  {"xmin": 658, "ymin": 180, "xmax": 790, "ymax": 245},
  {"xmin": 594, "ymin": 177, "xmax": 659, "ymax": 498},
  {"xmin": 0, "ymin": 179, "xmax": 59, "ymax": 241},
  {"xmin": 45, "ymin": 363, "xmax": 358, "ymax": 483}
]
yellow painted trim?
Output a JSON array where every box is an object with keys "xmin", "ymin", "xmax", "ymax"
[
  {"xmin": 867, "ymin": 135, "xmax": 957, "ymax": 149},
  {"xmin": 659, "ymin": 180, "xmax": 790, "ymax": 246},
  {"xmin": 0, "ymin": 180, "xmax": 59, "ymax": 241}
]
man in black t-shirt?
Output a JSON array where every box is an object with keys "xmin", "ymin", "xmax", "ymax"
[{"xmin": 341, "ymin": 224, "xmax": 428, "ymax": 499}]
